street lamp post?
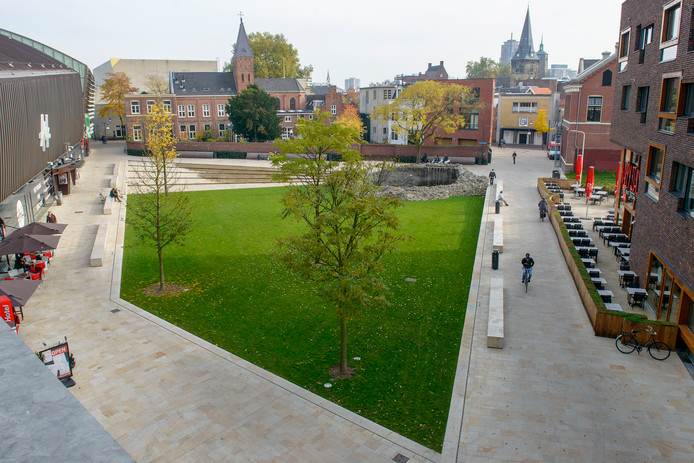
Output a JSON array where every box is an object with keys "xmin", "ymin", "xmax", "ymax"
[{"xmin": 566, "ymin": 129, "xmax": 586, "ymax": 172}]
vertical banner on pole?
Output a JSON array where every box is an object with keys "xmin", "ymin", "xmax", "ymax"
[
  {"xmin": 585, "ymin": 166, "xmax": 595, "ymax": 218},
  {"xmin": 575, "ymin": 154, "xmax": 584, "ymax": 185}
]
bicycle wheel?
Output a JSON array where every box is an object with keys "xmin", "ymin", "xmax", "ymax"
[
  {"xmin": 616, "ymin": 334, "xmax": 637, "ymax": 354},
  {"xmin": 525, "ymin": 279, "xmax": 529, "ymax": 293},
  {"xmin": 648, "ymin": 341, "xmax": 671, "ymax": 361}
]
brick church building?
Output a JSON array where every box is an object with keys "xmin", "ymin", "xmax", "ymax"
[{"xmin": 124, "ymin": 19, "xmax": 343, "ymax": 142}]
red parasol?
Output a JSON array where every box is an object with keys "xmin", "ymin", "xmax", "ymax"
[
  {"xmin": 586, "ymin": 166, "xmax": 595, "ymax": 200},
  {"xmin": 575, "ymin": 154, "xmax": 584, "ymax": 184}
]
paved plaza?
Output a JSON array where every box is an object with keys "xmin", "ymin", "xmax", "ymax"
[{"xmin": 15, "ymin": 143, "xmax": 694, "ymax": 462}]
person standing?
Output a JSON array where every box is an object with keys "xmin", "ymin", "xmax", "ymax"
[
  {"xmin": 512, "ymin": 152, "xmax": 517, "ymax": 164},
  {"xmin": 46, "ymin": 211, "xmax": 57, "ymax": 224},
  {"xmin": 489, "ymin": 169, "xmax": 497, "ymax": 185}
]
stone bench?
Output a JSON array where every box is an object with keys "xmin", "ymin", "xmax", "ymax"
[
  {"xmin": 495, "ymin": 181, "xmax": 503, "ymax": 194},
  {"xmin": 102, "ymin": 189, "xmax": 113, "ymax": 215},
  {"xmin": 110, "ymin": 163, "xmax": 119, "ymax": 188},
  {"xmin": 487, "ymin": 277, "xmax": 504, "ymax": 348},
  {"xmin": 493, "ymin": 216, "xmax": 503, "ymax": 253},
  {"xmin": 89, "ymin": 224, "xmax": 108, "ymax": 267}
]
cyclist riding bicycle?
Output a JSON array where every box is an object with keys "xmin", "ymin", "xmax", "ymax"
[
  {"xmin": 538, "ymin": 198, "xmax": 548, "ymax": 220},
  {"xmin": 521, "ymin": 253, "xmax": 535, "ymax": 284}
]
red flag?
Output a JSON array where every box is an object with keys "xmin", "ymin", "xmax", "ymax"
[
  {"xmin": 586, "ymin": 166, "xmax": 595, "ymax": 200},
  {"xmin": 615, "ymin": 161, "xmax": 622, "ymax": 199},
  {"xmin": 575, "ymin": 154, "xmax": 584, "ymax": 184}
]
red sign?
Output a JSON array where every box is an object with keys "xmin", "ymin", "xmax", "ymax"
[{"xmin": 0, "ymin": 295, "xmax": 18, "ymax": 332}]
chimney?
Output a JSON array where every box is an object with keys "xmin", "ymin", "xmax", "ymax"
[
  {"xmin": 602, "ymin": 51, "xmax": 611, "ymax": 60},
  {"xmin": 440, "ymin": 60, "xmax": 444, "ymax": 66},
  {"xmin": 428, "ymin": 62, "xmax": 432, "ymax": 69}
]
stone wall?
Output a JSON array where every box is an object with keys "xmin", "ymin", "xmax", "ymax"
[{"xmin": 379, "ymin": 165, "xmax": 487, "ymax": 201}]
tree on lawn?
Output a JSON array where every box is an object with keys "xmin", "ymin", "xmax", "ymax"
[
  {"xmin": 129, "ymin": 103, "xmax": 192, "ymax": 293},
  {"xmin": 374, "ymin": 80, "xmax": 477, "ymax": 161},
  {"xmin": 465, "ymin": 57, "xmax": 511, "ymax": 78},
  {"xmin": 273, "ymin": 114, "xmax": 401, "ymax": 378},
  {"xmin": 98, "ymin": 72, "xmax": 136, "ymax": 138},
  {"xmin": 227, "ymin": 85, "xmax": 281, "ymax": 142}
]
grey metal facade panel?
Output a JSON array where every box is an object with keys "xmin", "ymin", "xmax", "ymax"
[{"xmin": 0, "ymin": 72, "xmax": 83, "ymax": 202}]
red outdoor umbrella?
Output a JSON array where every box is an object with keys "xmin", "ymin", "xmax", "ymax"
[
  {"xmin": 0, "ymin": 234, "xmax": 61, "ymax": 256},
  {"xmin": 0, "ymin": 279, "xmax": 41, "ymax": 307},
  {"xmin": 586, "ymin": 166, "xmax": 595, "ymax": 200},
  {"xmin": 8, "ymin": 222, "xmax": 67, "ymax": 238},
  {"xmin": 575, "ymin": 154, "xmax": 584, "ymax": 184}
]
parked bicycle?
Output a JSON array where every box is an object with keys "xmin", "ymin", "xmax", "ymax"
[{"xmin": 615, "ymin": 325, "xmax": 671, "ymax": 360}]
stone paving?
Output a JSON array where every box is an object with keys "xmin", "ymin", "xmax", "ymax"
[
  {"xmin": 18, "ymin": 143, "xmax": 435, "ymax": 463},
  {"xmin": 443, "ymin": 147, "xmax": 694, "ymax": 463}
]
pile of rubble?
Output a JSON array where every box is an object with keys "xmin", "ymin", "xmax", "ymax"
[{"xmin": 379, "ymin": 166, "xmax": 487, "ymax": 201}]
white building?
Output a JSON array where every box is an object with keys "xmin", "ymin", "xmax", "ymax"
[
  {"xmin": 359, "ymin": 82, "xmax": 406, "ymax": 145},
  {"xmin": 344, "ymin": 77, "xmax": 360, "ymax": 91}
]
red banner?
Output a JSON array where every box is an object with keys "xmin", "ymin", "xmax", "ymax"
[
  {"xmin": 575, "ymin": 154, "xmax": 584, "ymax": 184},
  {"xmin": 586, "ymin": 166, "xmax": 595, "ymax": 199}
]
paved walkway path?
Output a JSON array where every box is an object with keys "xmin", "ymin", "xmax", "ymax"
[
  {"xmin": 19, "ymin": 143, "xmax": 434, "ymax": 463},
  {"xmin": 446, "ymin": 148, "xmax": 694, "ymax": 462}
]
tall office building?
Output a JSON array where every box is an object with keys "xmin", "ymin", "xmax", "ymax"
[
  {"xmin": 344, "ymin": 77, "xmax": 360, "ymax": 91},
  {"xmin": 499, "ymin": 36, "xmax": 519, "ymax": 66}
]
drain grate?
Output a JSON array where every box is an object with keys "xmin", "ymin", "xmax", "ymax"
[
  {"xmin": 74, "ymin": 210, "xmax": 84, "ymax": 214},
  {"xmin": 392, "ymin": 454, "xmax": 409, "ymax": 463},
  {"xmin": 110, "ymin": 308, "xmax": 121, "ymax": 313}
]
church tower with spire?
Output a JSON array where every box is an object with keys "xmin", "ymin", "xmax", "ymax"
[
  {"xmin": 511, "ymin": 7, "xmax": 541, "ymax": 84},
  {"xmin": 232, "ymin": 17, "xmax": 254, "ymax": 93},
  {"xmin": 537, "ymin": 35, "xmax": 548, "ymax": 79}
]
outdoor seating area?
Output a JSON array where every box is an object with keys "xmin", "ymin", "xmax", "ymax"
[{"xmin": 0, "ymin": 222, "xmax": 65, "ymax": 333}]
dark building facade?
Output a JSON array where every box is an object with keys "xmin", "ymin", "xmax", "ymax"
[
  {"xmin": 612, "ymin": 0, "xmax": 694, "ymax": 356},
  {"xmin": 511, "ymin": 8, "xmax": 546, "ymax": 83},
  {"xmin": 0, "ymin": 31, "xmax": 90, "ymax": 228}
]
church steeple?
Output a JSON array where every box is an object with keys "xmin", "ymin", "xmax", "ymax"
[
  {"xmin": 326, "ymin": 69, "xmax": 331, "ymax": 85},
  {"xmin": 232, "ymin": 16, "xmax": 254, "ymax": 93},
  {"xmin": 513, "ymin": 6, "xmax": 536, "ymax": 60}
]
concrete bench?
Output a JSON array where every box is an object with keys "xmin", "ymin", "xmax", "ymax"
[
  {"xmin": 493, "ymin": 216, "xmax": 503, "ymax": 253},
  {"xmin": 110, "ymin": 163, "xmax": 119, "ymax": 188},
  {"xmin": 89, "ymin": 224, "xmax": 108, "ymax": 267},
  {"xmin": 496, "ymin": 181, "xmax": 504, "ymax": 195},
  {"xmin": 102, "ymin": 189, "xmax": 113, "ymax": 215},
  {"xmin": 487, "ymin": 277, "xmax": 504, "ymax": 348}
]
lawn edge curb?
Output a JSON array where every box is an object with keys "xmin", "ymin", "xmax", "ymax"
[
  {"xmin": 440, "ymin": 182, "xmax": 492, "ymax": 462},
  {"xmin": 109, "ymin": 163, "xmax": 440, "ymax": 463}
]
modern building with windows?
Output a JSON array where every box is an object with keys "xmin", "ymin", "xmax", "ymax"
[
  {"xmin": 560, "ymin": 52, "xmax": 622, "ymax": 170},
  {"xmin": 496, "ymin": 86, "xmax": 553, "ymax": 146},
  {"xmin": 359, "ymin": 82, "xmax": 405, "ymax": 144},
  {"xmin": 0, "ymin": 29, "xmax": 93, "ymax": 228},
  {"xmin": 612, "ymin": 0, "xmax": 694, "ymax": 359}
]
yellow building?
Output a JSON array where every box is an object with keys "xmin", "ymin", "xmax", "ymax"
[{"xmin": 496, "ymin": 87, "xmax": 552, "ymax": 146}]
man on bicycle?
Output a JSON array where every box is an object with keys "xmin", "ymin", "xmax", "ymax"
[
  {"xmin": 538, "ymin": 198, "xmax": 548, "ymax": 220},
  {"xmin": 521, "ymin": 253, "xmax": 535, "ymax": 284}
]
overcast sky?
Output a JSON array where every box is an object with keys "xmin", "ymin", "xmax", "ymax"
[{"xmin": 4, "ymin": 0, "xmax": 623, "ymax": 87}]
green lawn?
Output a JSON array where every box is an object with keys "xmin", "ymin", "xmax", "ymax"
[
  {"xmin": 566, "ymin": 170, "xmax": 617, "ymax": 192},
  {"xmin": 121, "ymin": 187, "xmax": 483, "ymax": 450}
]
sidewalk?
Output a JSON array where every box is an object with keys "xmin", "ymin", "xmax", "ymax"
[
  {"xmin": 18, "ymin": 142, "xmax": 435, "ymax": 463},
  {"xmin": 446, "ymin": 148, "xmax": 694, "ymax": 462}
]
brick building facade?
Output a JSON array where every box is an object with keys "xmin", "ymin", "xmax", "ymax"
[
  {"xmin": 560, "ymin": 53, "xmax": 622, "ymax": 171},
  {"xmin": 612, "ymin": 0, "xmax": 694, "ymax": 355},
  {"xmin": 124, "ymin": 19, "xmax": 343, "ymax": 142}
]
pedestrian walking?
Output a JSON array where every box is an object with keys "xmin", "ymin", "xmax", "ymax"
[
  {"xmin": 512, "ymin": 152, "xmax": 517, "ymax": 164},
  {"xmin": 489, "ymin": 169, "xmax": 497, "ymax": 185}
]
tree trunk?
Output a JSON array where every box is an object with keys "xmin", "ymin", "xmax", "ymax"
[
  {"xmin": 339, "ymin": 315, "xmax": 348, "ymax": 375},
  {"xmin": 163, "ymin": 159, "xmax": 169, "ymax": 195},
  {"xmin": 158, "ymin": 247, "xmax": 165, "ymax": 291}
]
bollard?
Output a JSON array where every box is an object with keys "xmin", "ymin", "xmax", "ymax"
[
  {"xmin": 492, "ymin": 250, "xmax": 499, "ymax": 270},
  {"xmin": 495, "ymin": 200, "xmax": 501, "ymax": 214}
]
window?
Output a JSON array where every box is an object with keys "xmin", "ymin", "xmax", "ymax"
[
  {"xmin": 179, "ymin": 124, "xmax": 187, "ymax": 139},
  {"xmin": 462, "ymin": 112, "xmax": 479, "ymax": 130},
  {"xmin": 391, "ymin": 130, "xmax": 398, "ymax": 141},
  {"xmin": 471, "ymin": 87, "xmax": 481, "ymax": 102},
  {"xmin": 618, "ymin": 28, "xmax": 630, "ymax": 72},
  {"xmin": 621, "ymin": 85, "xmax": 632, "ymax": 110},
  {"xmin": 188, "ymin": 124, "xmax": 196, "ymax": 139},
  {"xmin": 659, "ymin": 77, "xmax": 679, "ymax": 133},
  {"xmin": 383, "ymin": 127, "xmax": 388, "ymax": 135},
  {"xmin": 289, "ymin": 98, "xmax": 296, "ymax": 110},
  {"xmin": 281, "ymin": 127, "xmax": 292, "ymax": 140},
  {"xmin": 637, "ymin": 86, "xmax": 650, "ymax": 123},
  {"xmin": 217, "ymin": 104, "xmax": 226, "ymax": 117},
  {"xmin": 680, "ymin": 83, "xmax": 694, "ymax": 115},
  {"xmin": 689, "ymin": 7, "xmax": 694, "ymax": 51},
  {"xmin": 187, "ymin": 104, "xmax": 195, "ymax": 117},
  {"xmin": 204, "ymin": 124, "xmax": 211, "ymax": 132},
  {"xmin": 660, "ymin": 1, "xmax": 681, "ymax": 61},
  {"xmin": 383, "ymin": 89, "xmax": 393, "ymax": 100},
  {"xmin": 132, "ymin": 125, "xmax": 142, "ymax": 141},
  {"xmin": 284, "ymin": 115, "xmax": 292, "ymax": 123},
  {"xmin": 670, "ymin": 162, "xmax": 694, "ymax": 216},
  {"xmin": 330, "ymin": 104, "xmax": 337, "ymax": 116},
  {"xmin": 586, "ymin": 96, "xmax": 603, "ymax": 122},
  {"xmin": 638, "ymin": 24, "xmax": 654, "ymax": 50},
  {"xmin": 512, "ymin": 102, "xmax": 538, "ymax": 113},
  {"xmin": 146, "ymin": 100, "xmax": 155, "ymax": 113},
  {"xmin": 130, "ymin": 101, "xmax": 140, "ymax": 114},
  {"xmin": 646, "ymin": 255, "xmax": 686, "ymax": 322},
  {"xmin": 308, "ymin": 114, "xmax": 313, "ymax": 120},
  {"xmin": 645, "ymin": 145, "xmax": 665, "ymax": 199},
  {"xmin": 178, "ymin": 105, "xmax": 185, "ymax": 117},
  {"xmin": 601, "ymin": 70, "xmax": 613, "ymax": 87},
  {"xmin": 202, "ymin": 104, "xmax": 210, "ymax": 117},
  {"xmin": 163, "ymin": 100, "xmax": 172, "ymax": 113},
  {"xmin": 218, "ymin": 123, "xmax": 226, "ymax": 138}
]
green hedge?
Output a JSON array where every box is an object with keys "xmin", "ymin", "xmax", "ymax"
[
  {"xmin": 214, "ymin": 151, "xmax": 247, "ymax": 159},
  {"xmin": 126, "ymin": 148, "xmax": 146, "ymax": 156},
  {"xmin": 396, "ymin": 155, "xmax": 418, "ymax": 164}
]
